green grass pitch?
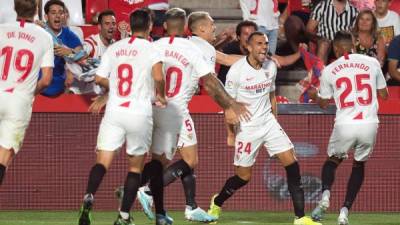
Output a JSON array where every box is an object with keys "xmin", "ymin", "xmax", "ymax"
[{"xmin": 0, "ymin": 211, "xmax": 399, "ymax": 225}]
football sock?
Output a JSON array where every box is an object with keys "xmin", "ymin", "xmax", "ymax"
[
  {"xmin": 149, "ymin": 160, "xmax": 166, "ymax": 215},
  {"xmin": 163, "ymin": 159, "xmax": 191, "ymax": 186},
  {"xmin": 181, "ymin": 170, "xmax": 198, "ymax": 209},
  {"xmin": 214, "ymin": 175, "xmax": 248, "ymax": 207},
  {"xmin": 140, "ymin": 160, "xmax": 160, "ymax": 186},
  {"xmin": 321, "ymin": 160, "xmax": 339, "ymax": 192},
  {"xmin": 343, "ymin": 161, "xmax": 365, "ymax": 209},
  {"xmin": 86, "ymin": 163, "xmax": 107, "ymax": 195},
  {"xmin": 285, "ymin": 161, "xmax": 305, "ymax": 218},
  {"xmin": 0, "ymin": 164, "xmax": 6, "ymax": 185},
  {"xmin": 120, "ymin": 172, "xmax": 141, "ymax": 214}
]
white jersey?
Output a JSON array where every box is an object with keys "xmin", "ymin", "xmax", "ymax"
[
  {"xmin": 152, "ymin": 36, "xmax": 213, "ymax": 113},
  {"xmin": 188, "ymin": 36, "xmax": 216, "ymax": 72},
  {"xmin": 319, "ymin": 54, "xmax": 387, "ymax": 125},
  {"xmin": 96, "ymin": 36, "xmax": 161, "ymax": 114},
  {"xmin": 83, "ymin": 33, "xmax": 111, "ymax": 60},
  {"xmin": 225, "ymin": 57, "xmax": 277, "ymax": 127},
  {"xmin": 0, "ymin": 21, "xmax": 54, "ymax": 100}
]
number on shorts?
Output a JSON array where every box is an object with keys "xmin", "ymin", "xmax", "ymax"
[
  {"xmin": 117, "ymin": 63, "xmax": 133, "ymax": 97},
  {"xmin": 336, "ymin": 74, "xmax": 372, "ymax": 109},
  {"xmin": 185, "ymin": 119, "xmax": 193, "ymax": 132},
  {"xmin": 165, "ymin": 66, "xmax": 183, "ymax": 97},
  {"xmin": 1, "ymin": 46, "xmax": 34, "ymax": 82},
  {"xmin": 237, "ymin": 141, "xmax": 251, "ymax": 154}
]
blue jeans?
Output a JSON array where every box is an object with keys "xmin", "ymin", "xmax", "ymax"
[{"xmin": 258, "ymin": 26, "xmax": 279, "ymax": 55}]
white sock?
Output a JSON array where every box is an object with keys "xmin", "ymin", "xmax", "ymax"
[
  {"xmin": 340, "ymin": 207, "xmax": 349, "ymax": 216},
  {"xmin": 119, "ymin": 211, "xmax": 130, "ymax": 220},
  {"xmin": 322, "ymin": 190, "xmax": 331, "ymax": 202}
]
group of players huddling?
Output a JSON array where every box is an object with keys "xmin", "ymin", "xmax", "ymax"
[{"xmin": 0, "ymin": 1, "xmax": 389, "ymax": 225}]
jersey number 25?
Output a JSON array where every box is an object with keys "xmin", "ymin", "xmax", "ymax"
[{"xmin": 336, "ymin": 74, "xmax": 372, "ymax": 109}]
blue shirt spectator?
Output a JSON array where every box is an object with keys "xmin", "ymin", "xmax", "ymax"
[
  {"xmin": 387, "ymin": 34, "xmax": 400, "ymax": 85},
  {"xmin": 40, "ymin": 26, "xmax": 81, "ymax": 96}
]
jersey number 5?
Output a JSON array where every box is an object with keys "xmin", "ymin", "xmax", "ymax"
[
  {"xmin": 117, "ymin": 63, "xmax": 133, "ymax": 97},
  {"xmin": 1, "ymin": 46, "xmax": 34, "ymax": 82},
  {"xmin": 336, "ymin": 74, "xmax": 372, "ymax": 109}
]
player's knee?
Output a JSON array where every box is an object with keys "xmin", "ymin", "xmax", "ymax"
[
  {"xmin": 235, "ymin": 169, "xmax": 252, "ymax": 181},
  {"xmin": 183, "ymin": 157, "xmax": 198, "ymax": 169}
]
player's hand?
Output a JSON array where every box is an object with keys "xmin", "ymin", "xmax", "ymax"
[
  {"xmin": 154, "ymin": 95, "xmax": 167, "ymax": 108},
  {"xmin": 270, "ymin": 56, "xmax": 281, "ymax": 68},
  {"xmin": 307, "ymin": 86, "xmax": 318, "ymax": 101},
  {"xmin": 231, "ymin": 101, "xmax": 251, "ymax": 123},
  {"xmin": 54, "ymin": 45, "xmax": 73, "ymax": 57},
  {"xmin": 89, "ymin": 95, "xmax": 108, "ymax": 114},
  {"xmin": 298, "ymin": 43, "xmax": 308, "ymax": 51}
]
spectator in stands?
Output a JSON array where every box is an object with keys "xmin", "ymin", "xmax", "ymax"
[
  {"xmin": 307, "ymin": 0, "xmax": 358, "ymax": 63},
  {"xmin": 352, "ymin": 10, "xmax": 385, "ymax": 66},
  {"xmin": 41, "ymin": 0, "xmax": 82, "ymax": 97},
  {"xmin": 387, "ymin": 35, "xmax": 400, "ymax": 85},
  {"xmin": 239, "ymin": 0, "xmax": 280, "ymax": 54},
  {"xmin": 69, "ymin": 9, "xmax": 117, "ymax": 94},
  {"xmin": 375, "ymin": 0, "xmax": 400, "ymax": 46}
]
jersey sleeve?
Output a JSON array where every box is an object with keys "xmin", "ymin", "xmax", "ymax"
[
  {"xmin": 310, "ymin": 1, "xmax": 323, "ymax": 22},
  {"xmin": 318, "ymin": 67, "xmax": 333, "ymax": 99},
  {"xmin": 83, "ymin": 39, "xmax": 95, "ymax": 57},
  {"xmin": 225, "ymin": 65, "xmax": 241, "ymax": 99},
  {"xmin": 41, "ymin": 37, "xmax": 54, "ymax": 68},
  {"xmin": 192, "ymin": 53, "xmax": 213, "ymax": 79},
  {"xmin": 148, "ymin": 44, "xmax": 162, "ymax": 66},
  {"xmin": 373, "ymin": 59, "xmax": 387, "ymax": 90},
  {"xmin": 96, "ymin": 49, "xmax": 112, "ymax": 78}
]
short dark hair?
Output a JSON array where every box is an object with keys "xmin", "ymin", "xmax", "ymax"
[
  {"xmin": 14, "ymin": 0, "xmax": 37, "ymax": 18},
  {"xmin": 44, "ymin": 0, "xmax": 65, "ymax": 14},
  {"xmin": 333, "ymin": 30, "xmax": 353, "ymax": 45},
  {"xmin": 130, "ymin": 9, "xmax": 151, "ymax": 32},
  {"xmin": 98, "ymin": 9, "xmax": 115, "ymax": 24},
  {"xmin": 236, "ymin": 20, "xmax": 258, "ymax": 37},
  {"xmin": 247, "ymin": 31, "xmax": 266, "ymax": 43}
]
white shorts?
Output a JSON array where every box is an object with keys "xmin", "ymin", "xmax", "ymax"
[
  {"xmin": 0, "ymin": 93, "xmax": 32, "ymax": 154},
  {"xmin": 151, "ymin": 105, "xmax": 197, "ymax": 160},
  {"xmin": 234, "ymin": 114, "xmax": 294, "ymax": 167},
  {"xmin": 97, "ymin": 111, "xmax": 153, "ymax": 156},
  {"xmin": 327, "ymin": 123, "xmax": 378, "ymax": 162}
]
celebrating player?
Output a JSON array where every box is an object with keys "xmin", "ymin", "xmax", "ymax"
[
  {"xmin": 112, "ymin": 7, "xmax": 251, "ymax": 223},
  {"xmin": 310, "ymin": 31, "xmax": 388, "ymax": 225},
  {"xmin": 206, "ymin": 31, "xmax": 322, "ymax": 225},
  {"xmin": 0, "ymin": 0, "xmax": 53, "ymax": 186},
  {"xmin": 77, "ymin": 9, "xmax": 167, "ymax": 225}
]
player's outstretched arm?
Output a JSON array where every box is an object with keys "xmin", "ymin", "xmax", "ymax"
[
  {"xmin": 202, "ymin": 74, "xmax": 251, "ymax": 124},
  {"xmin": 35, "ymin": 67, "xmax": 53, "ymax": 95},
  {"xmin": 152, "ymin": 62, "xmax": 167, "ymax": 107},
  {"xmin": 216, "ymin": 51, "xmax": 243, "ymax": 66}
]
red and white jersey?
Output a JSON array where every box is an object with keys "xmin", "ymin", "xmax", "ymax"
[
  {"xmin": 319, "ymin": 53, "xmax": 387, "ymax": 125},
  {"xmin": 0, "ymin": 21, "xmax": 54, "ymax": 100},
  {"xmin": 152, "ymin": 36, "xmax": 213, "ymax": 113},
  {"xmin": 188, "ymin": 36, "xmax": 216, "ymax": 73},
  {"xmin": 225, "ymin": 57, "xmax": 277, "ymax": 127},
  {"xmin": 96, "ymin": 36, "xmax": 161, "ymax": 114},
  {"xmin": 83, "ymin": 34, "xmax": 111, "ymax": 59}
]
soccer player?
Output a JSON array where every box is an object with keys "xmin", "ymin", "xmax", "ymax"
[
  {"xmin": 0, "ymin": 0, "xmax": 53, "ymax": 186},
  {"xmin": 310, "ymin": 31, "xmax": 388, "ymax": 225},
  {"xmin": 116, "ymin": 7, "xmax": 251, "ymax": 223},
  {"xmin": 207, "ymin": 31, "xmax": 322, "ymax": 225},
  {"xmin": 77, "ymin": 9, "xmax": 167, "ymax": 225}
]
